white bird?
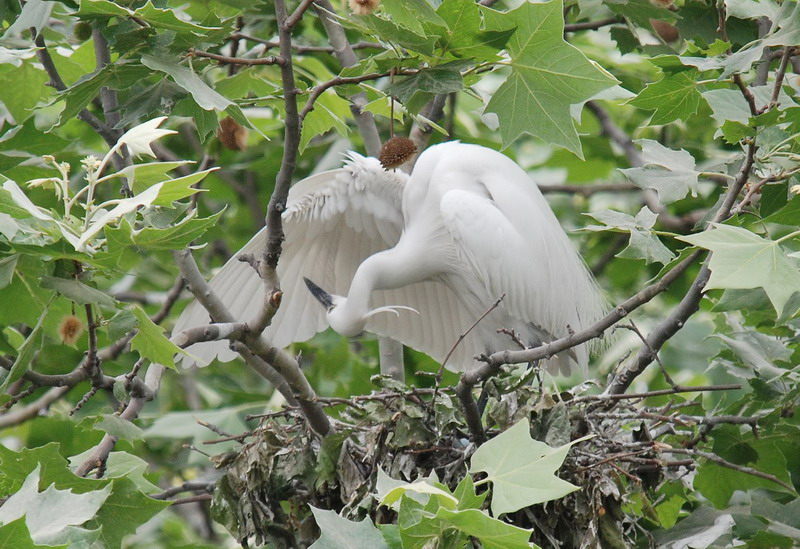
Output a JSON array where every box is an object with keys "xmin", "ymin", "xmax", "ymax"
[{"xmin": 174, "ymin": 142, "xmax": 607, "ymax": 374}]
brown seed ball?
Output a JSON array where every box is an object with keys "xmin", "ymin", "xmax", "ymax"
[
  {"xmin": 349, "ymin": 0, "xmax": 380, "ymax": 16},
  {"xmin": 379, "ymin": 137, "xmax": 417, "ymax": 170},
  {"xmin": 217, "ymin": 117, "xmax": 248, "ymax": 151},
  {"xmin": 58, "ymin": 315, "xmax": 84, "ymax": 345},
  {"xmin": 650, "ymin": 19, "xmax": 679, "ymax": 43}
]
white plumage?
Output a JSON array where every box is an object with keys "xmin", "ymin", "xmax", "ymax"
[{"xmin": 174, "ymin": 142, "xmax": 607, "ymax": 373}]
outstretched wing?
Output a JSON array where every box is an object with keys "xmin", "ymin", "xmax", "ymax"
[{"xmin": 174, "ymin": 153, "xmax": 407, "ymax": 366}]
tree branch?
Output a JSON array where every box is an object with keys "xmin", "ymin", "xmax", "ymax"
[{"xmin": 189, "ymin": 49, "xmax": 286, "ymax": 67}]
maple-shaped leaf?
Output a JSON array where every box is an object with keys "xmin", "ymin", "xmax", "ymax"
[
  {"xmin": 620, "ymin": 139, "xmax": 700, "ymax": 204},
  {"xmin": 482, "ymin": 0, "xmax": 617, "ymax": 157},
  {"xmin": 0, "ymin": 465, "xmax": 111, "ymax": 547},
  {"xmin": 436, "ymin": 0, "xmax": 514, "ymax": 61},
  {"xmin": 469, "ymin": 418, "xmax": 589, "ymax": 516},
  {"xmin": 629, "ymin": 71, "xmax": 702, "ymax": 125},
  {"xmin": 678, "ymin": 224, "xmax": 800, "ymax": 318},
  {"xmin": 586, "ymin": 206, "xmax": 675, "ymax": 265},
  {"xmin": 308, "ymin": 507, "xmax": 389, "ymax": 549}
]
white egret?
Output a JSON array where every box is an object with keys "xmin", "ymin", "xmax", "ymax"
[{"xmin": 175, "ymin": 142, "xmax": 606, "ymax": 373}]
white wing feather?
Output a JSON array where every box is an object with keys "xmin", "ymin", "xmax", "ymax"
[{"xmin": 173, "ymin": 154, "xmax": 407, "ymax": 366}]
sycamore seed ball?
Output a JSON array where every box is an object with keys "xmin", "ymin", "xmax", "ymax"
[
  {"xmin": 379, "ymin": 137, "xmax": 417, "ymax": 170},
  {"xmin": 349, "ymin": 0, "xmax": 380, "ymax": 16}
]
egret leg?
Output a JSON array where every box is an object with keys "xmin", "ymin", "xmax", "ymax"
[{"xmin": 378, "ymin": 337, "xmax": 405, "ymax": 382}]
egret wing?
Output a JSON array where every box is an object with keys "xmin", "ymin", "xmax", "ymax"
[
  {"xmin": 173, "ymin": 154, "xmax": 407, "ymax": 366},
  {"xmin": 436, "ymin": 165, "xmax": 607, "ymax": 372}
]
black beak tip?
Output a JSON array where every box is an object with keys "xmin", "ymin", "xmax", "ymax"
[{"xmin": 304, "ymin": 277, "xmax": 334, "ymax": 310}]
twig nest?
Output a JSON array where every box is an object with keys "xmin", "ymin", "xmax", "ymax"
[
  {"xmin": 379, "ymin": 137, "xmax": 417, "ymax": 170},
  {"xmin": 217, "ymin": 117, "xmax": 248, "ymax": 151},
  {"xmin": 349, "ymin": 0, "xmax": 380, "ymax": 16}
]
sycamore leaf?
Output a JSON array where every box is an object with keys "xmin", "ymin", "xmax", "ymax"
[
  {"xmin": 629, "ymin": 71, "xmax": 702, "ymax": 125},
  {"xmin": 40, "ymin": 276, "xmax": 117, "ymax": 310},
  {"xmin": 141, "ymin": 55, "xmax": 233, "ymax": 111},
  {"xmin": 0, "ymin": 465, "xmax": 111, "ymax": 546},
  {"xmin": 620, "ymin": 139, "xmax": 700, "ymax": 204},
  {"xmin": 76, "ymin": 0, "xmax": 220, "ymax": 35},
  {"xmin": 586, "ymin": 207, "xmax": 675, "ymax": 265},
  {"xmin": 151, "ymin": 169, "xmax": 215, "ymax": 206},
  {"xmin": 436, "ymin": 0, "xmax": 514, "ymax": 60},
  {"xmin": 119, "ymin": 161, "xmax": 193, "ymax": 190},
  {"xmin": 482, "ymin": 0, "xmax": 617, "ymax": 157},
  {"xmin": 308, "ymin": 507, "xmax": 389, "ymax": 549},
  {"xmin": 0, "ymin": 517, "xmax": 56, "ymax": 549},
  {"xmin": 381, "ymin": 481, "xmax": 458, "ymax": 510},
  {"xmin": 2, "ymin": 180, "xmax": 55, "ymax": 222},
  {"xmin": 469, "ymin": 418, "xmax": 589, "ymax": 516},
  {"xmin": 434, "ymin": 508, "xmax": 535, "ymax": 549},
  {"xmin": 678, "ymin": 224, "xmax": 800, "ymax": 317},
  {"xmin": 0, "ymin": 299, "xmax": 48, "ymax": 395},
  {"xmin": 75, "ymin": 183, "xmax": 163, "ymax": 253},
  {"xmin": 130, "ymin": 306, "xmax": 184, "ymax": 369},
  {"xmin": 116, "ymin": 117, "xmax": 176, "ymax": 158}
]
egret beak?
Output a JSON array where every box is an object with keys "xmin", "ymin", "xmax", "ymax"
[{"xmin": 304, "ymin": 277, "xmax": 334, "ymax": 310}]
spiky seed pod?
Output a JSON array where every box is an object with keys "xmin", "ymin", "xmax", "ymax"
[
  {"xmin": 379, "ymin": 137, "xmax": 417, "ymax": 170},
  {"xmin": 58, "ymin": 315, "xmax": 84, "ymax": 345},
  {"xmin": 349, "ymin": 0, "xmax": 380, "ymax": 16},
  {"xmin": 217, "ymin": 117, "xmax": 248, "ymax": 151}
]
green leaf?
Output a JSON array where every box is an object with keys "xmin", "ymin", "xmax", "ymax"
[
  {"xmin": 764, "ymin": 196, "xmax": 800, "ymax": 225},
  {"xmin": 469, "ymin": 418, "xmax": 588, "ymax": 516},
  {"xmin": 720, "ymin": 120, "xmax": 753, "ymax": 143},
  {"xmin": 92, "ymin": 414, "xmax": 144, "ymax": 442},
  {"xmin": 678, "ymin": 224, "xmax": 800, "ymax": 317},
  {"xmin": 695, "ymin": 436, "xmax": 793, "ymax": 507},
  {"xmin": 606, "ymin": 0, "xmax": 677, "ymax": 27},
  {"xmin": 131, "ymin": 210, "xmax": 224, "ymax": 250},
  {"xmin": 0, "ymin": 254, "xmax": 18, "ymax": 289},
  {"xmin": 586, "ymin": 207, "xmax": 675, "ymax": 264},
  {"xmin": 0, "ymin": 62, "xmax": 49, "ymax": 124},
  {"xmin": 434, "ymin": 508, "xmax": 535, "ymax": 549},
  {"xmin": 0, "ymin": 297, "xmax": 49, "ymax": 396},
  {"xmin": 0, "ymin": 465, "xmax": 111, "ymax": 546},
  {"xmin": 308, "ymin": 506, "xmax": 389, "ymax": 549},
  {"xmin": 380, "ymin": 0, "xmax": 445, "ymax": 35},
  {"xmin": 453, "ymin": 474, "xmax": 487, "ymax": 511},
  {"xmin": 353, "ymin": 15, "xmax": 438, "ymax": 56},
  {"xmin": 40, "ymin": 276, "xmax": 117, "ymax": 310},
  {"xmin": 482, "ymin": 0, "xmax": 617, "ymax": 156},
  {"xmin": 119, "ymin": 161, "xmax": 194, "ymax": 191},
  {"xmin": 0, "ymin": 518, "xmax": 57, "ymax": 549},
  {"xmin": 436, "ymin": 0, "xmax": 513, "ymax": 60},
  {"xmin": 48, "ymin": 65, "xmax": 113, "ymax": 129},
  {"xmin": 130, "ymin": 305, "xmax": 183, "ymax": 369},
  {"xmin": 88, "ymin": 477, "xmax": 169, "ymax": 548},
  {"xmin": 382, "ymin": 481, "xmax": 459, "ymax": 510},
  {"xmin": 140, "ymin": 55, "xmax": 233, "ymax": 111},
  {"xmin": 629, "ymin": 71, "xmax": 702, "ymax": 125},
  {"xmin": 75, "ymin": 184, "xmax": 164, "ymax": 253},
  {"xmin": 620, "ymin": 139, "xmax": 700, "ymax": 204},
  {"xmin": 387, "ymin": 62, "xmax": 467, "ymax": 105},
  {"xmin": 151, "ymin": 168, "xmax": 215, "ymax": 206},
  {"xmin": 300, "ymin": 90, "xmax": 351, "ymax": 152},
  {"xmin": 77, "ymin": 0, "xmax": 220, "ymax": 35}
]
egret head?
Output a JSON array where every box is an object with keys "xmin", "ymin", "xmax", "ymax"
[{"xmin": 303, "ymin": 277, "xmax": 419, "ymax": 337}]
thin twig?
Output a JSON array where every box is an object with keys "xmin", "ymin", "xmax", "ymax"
[{"xmin": 189, "ymin": 48, "xmax": 286, "ymax": 67}]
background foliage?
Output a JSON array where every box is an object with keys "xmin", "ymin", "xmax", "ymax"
[{"xmin": 0, "ymin": 0, "xmax": 799, "ymax": 547}]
